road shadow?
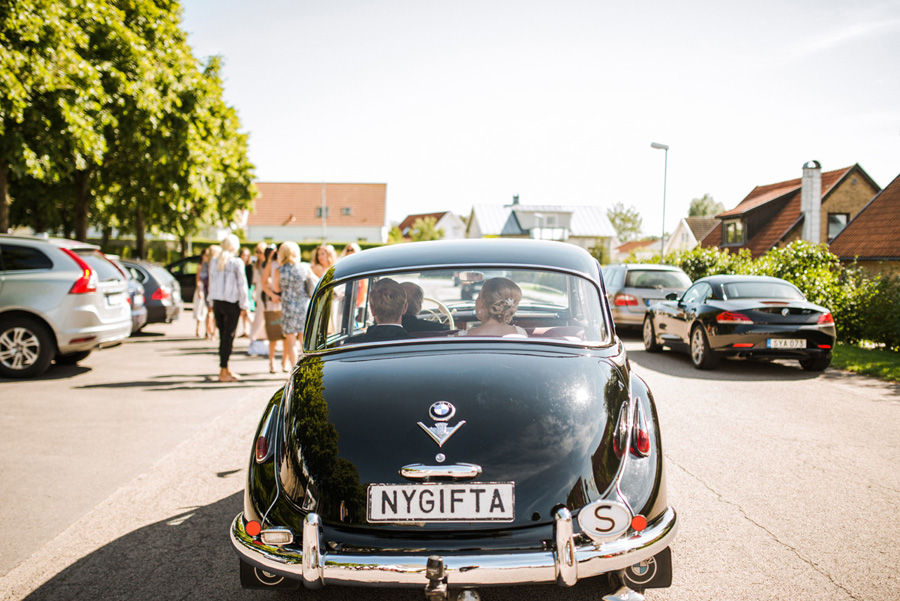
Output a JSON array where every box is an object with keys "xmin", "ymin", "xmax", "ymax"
[
  {"xmin": 22, "ymin": 493, "xmax": 619, "ymax": 601},
  {"xmin": 0, "ymin": 364, "xmax": 91, "ymax": 384}
]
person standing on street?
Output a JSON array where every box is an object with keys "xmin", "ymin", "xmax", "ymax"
[
  {"xmin": 272, "ymin": 241, "xmax": 312, "ymax": 371},
  {"xmin": 209, "ymin": 234, "xmax": 249, "ymax": 382}
]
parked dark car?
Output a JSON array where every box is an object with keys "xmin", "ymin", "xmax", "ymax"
[
  {"xmin": 642, "ymin": 274, "xmax": 835, "ymax": 371},
  {"xmin": 108, "ymin": 257, "xmax": 148, "ymax": 334},
  {"xmin": 165, "ymin": 254, "xmax": 202, "ymax": 303},
  {"xmin": 231, "ymin": 239, "xmax": 677, "ymax": 598},
  {"xmin": 120, "ymin": 260, "xmax": 183, "ymax": 326},
  {"xmin": 602, "ymin": 264, "xmax": 692, "ymax": 329}
]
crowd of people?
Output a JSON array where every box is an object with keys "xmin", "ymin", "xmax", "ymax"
[
  {"xmin": 196, "ymin": 240, "xmax": 526, "ymax": 381},
  {"xmin": 195, "ymin": 241, "xmax": 344, "ymax": 382}
]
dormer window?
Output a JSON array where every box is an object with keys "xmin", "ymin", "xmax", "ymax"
[{"xmin": 724, "ymin": 220, "xmax": 744, "ymax": 245}]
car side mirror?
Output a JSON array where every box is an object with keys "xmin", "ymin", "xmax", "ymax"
[{"xmin": 665, "ymin": 292, "xmax": 678, "ymax": 301}]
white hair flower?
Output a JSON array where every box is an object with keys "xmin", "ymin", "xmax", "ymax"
[{"xmin": 505, "ymin": 298, "xmax": 516, "ymax": 306}]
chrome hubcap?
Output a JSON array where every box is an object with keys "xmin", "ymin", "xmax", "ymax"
[
  {"xmin": 643, "ymin": 320, "xmax": 653, "ymax": 347},
  {"xmin": 691, "ymin": 330, "xmax": 703, "ymax": 364},
  {"xmin": 0, "ymin": 327, "xmax": 41, "ymax": 370}
]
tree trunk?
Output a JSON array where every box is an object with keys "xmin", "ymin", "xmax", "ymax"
[
  {"xmin": 0, "ymin": 158, "xmax": 10, "ymax": 233},
  {"xmin": 136, "ymin": 202, "xmax": 145, "ymax": 259},
  {"xmin": 73, "ymin": 169, "xmax": 92, "ymax": 242}
]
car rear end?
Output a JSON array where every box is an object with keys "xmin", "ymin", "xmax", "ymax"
[
  {"xmin": 147, "ymin": 264, "xmax": 183, "ymax": 322},
  {"xmin": 606, "ymin": 265, "xmax": 692, "ymax": 328},
  {"xmin": 49, "ymin": 242, "xmax": 132, "ymax": 352}
]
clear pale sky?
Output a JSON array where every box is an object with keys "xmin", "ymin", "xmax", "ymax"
[{"xmin": 180, "ymin": 0, "xmax": 899, "ymax": 238}]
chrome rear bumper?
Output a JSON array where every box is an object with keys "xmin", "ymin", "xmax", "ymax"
[{"xmin": 230, "ymin": 506, "xmax": 677, "ymax": 588}]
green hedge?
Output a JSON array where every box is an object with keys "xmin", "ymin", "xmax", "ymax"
[{"xmin": 641, "ymin": 241, "xmax": 897, "ymax": 350}]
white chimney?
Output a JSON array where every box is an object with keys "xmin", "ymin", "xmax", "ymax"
[{"xmin": 801, "ymin": 160, "xmax": 822, "ymax": 243}]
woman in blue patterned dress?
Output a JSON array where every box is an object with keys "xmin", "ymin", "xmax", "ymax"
[{"xmin": 272, "ymin": 241, "xmax": 315, "ymax": 369}]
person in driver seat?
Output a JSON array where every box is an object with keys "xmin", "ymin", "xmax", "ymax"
[
  {"xmin": 400, "ymin": 282, "xmax": 450, "ymax": 333},
  {"xmin": 349, "ymin": 278, "xmax": 412, "ymax": 343}
]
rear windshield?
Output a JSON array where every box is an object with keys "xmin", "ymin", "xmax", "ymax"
[
  {"xmin": 722, "ymin": 282, "xmax": 805, "ymax": 300},
  {"xmin": 624, "ymin": 269, "xmax": 691, "ymax": 289},
  {"xmin": 306, "ymin": 268, "xmax": 611, "ymax": 351},
  {"xmin": 149, "ymin": 265, "xmax": 176, "ymax": 285},
  {"xmin": 75, "ymin": 249, "xmax": 124, "ymax": 282}
]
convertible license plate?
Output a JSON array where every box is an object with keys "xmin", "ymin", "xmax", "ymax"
[
  {"xmin": 767, "ymin": 338, "xmax": 805, "ymax": 349},
  {"xmin": 368, "ymin": 483, "xmax": 514, "ymax": 522}
]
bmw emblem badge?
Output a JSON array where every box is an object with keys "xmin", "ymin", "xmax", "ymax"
[{"xmin": 429, "ymin": 401, "xmax": 456, "ymax": 422}]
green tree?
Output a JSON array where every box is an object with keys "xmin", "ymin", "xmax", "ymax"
[
  {"xmin": 409, "ymin": 216, "xmax": 444, "ymax": 242},
  {"xmin": 607, "ymin": 202, "xmax": 643, "ymax": 242},
  {"xmin": 0, "ymin": 0, "xmax": 112, "ymax": 232},
  {"xmin": 688, "ymin": 193, "xmax": 724, "ymax": 217}
]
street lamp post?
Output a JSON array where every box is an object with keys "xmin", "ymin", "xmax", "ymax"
[{"xmin": 650, "ymin": 142, "xmax": 669, "ymax": 259}]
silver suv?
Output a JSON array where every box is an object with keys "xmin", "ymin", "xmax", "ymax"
[
  {"xmin": 602, "ymin": 263, "xmax": 692, "ymax": 329},
  {"xmin": 0, "ymin": 234, "xmax": 132, "ymax": 378}
]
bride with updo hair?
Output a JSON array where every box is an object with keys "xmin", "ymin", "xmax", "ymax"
[{"xmin": 458, "ymin": 277, "xmax": 528, "ymax": 337}]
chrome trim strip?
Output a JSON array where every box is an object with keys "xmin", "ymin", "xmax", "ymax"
[
  {"xmin": 553, "ymin": 507, "xmax": 577, "ymax": 587},
  {"xmin": 302, "ymin": 513, "xmax": 324, "ymax": 588},
  {"xmin": 230, "ymin": 506, "xmax": 677, "ymax": 589},
  {"xmin": 399, "ymin": 463, "xmax": 482, "ymax": 480}
]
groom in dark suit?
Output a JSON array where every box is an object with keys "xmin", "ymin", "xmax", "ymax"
[{"xmin": 349, "ymin": 278, "xmax": 412, "ymax": 343}]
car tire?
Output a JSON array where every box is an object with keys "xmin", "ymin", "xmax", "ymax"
[
  {"xmin": 238, "ymin": 559, "xmax": 301, "ymax": 590},
  {"xmin": 0, "ymin": 317, "xmax": 56, "ymax": 379},
  {"xmin": 642, "ymin": 315, "xmax": 661, "ymax": 352},
  {"xmin": 690, "ymin": 324, "xmax": 719, "ymax": 370},
  {"xmin": 800, "ymin": 354, "xmax": 831, "ymax": 372},
  {"xmin": 56, "ymin": 350, "xmax": 92, "ymax": 365}
]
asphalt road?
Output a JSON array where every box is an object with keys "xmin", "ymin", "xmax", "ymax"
[{"xmin": 1, "ymin": 315, "xmax": 898, "ymax": 601}]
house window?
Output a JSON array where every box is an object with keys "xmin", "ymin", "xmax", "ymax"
[
  {"xmin": 315, "ymin": 207, "xmax": 330, "ymax": 218},
  {"xmin": 828, "ymin": 213, "xmax": 849, "ymax": 240},
  {"xmin": 724, "ymin": 220, "xmax": 744, "ymax": 245},
  {"xmin": 342, "ymin": 207, "xmax": 352, "ymax": 216}
]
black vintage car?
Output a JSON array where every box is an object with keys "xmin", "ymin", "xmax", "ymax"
[
  {"xmin": 231, "ymin": 239, "xmax": 677, "ymax": 600},
  {"xmin": 642, "ymin": 274, "xmax": 836, "ymax": 371}
]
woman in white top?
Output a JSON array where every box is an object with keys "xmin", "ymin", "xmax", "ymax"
[
  {"xmin": 208, "ymin": 234, "xmax": 250, "ymax": 382},
  {"xmin": 459, "ymin": 277, "xmax": 527, "ymax": 337}
]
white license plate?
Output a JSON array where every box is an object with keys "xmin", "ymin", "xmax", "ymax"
[
  {"xmin": 368, "ymin": 482, "xmax": 514, "ymax": 522},
  {"xmin": 106, "ymin": 293, "xmax": 124, "ymax": 307},
  {"xmin": 767, "ymin": 338, "xmax": 805, "ymax": 349}
]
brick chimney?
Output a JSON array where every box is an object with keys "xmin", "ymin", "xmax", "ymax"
[{"xmin": 801, "ymin": 160, "xmax": 822, "ymax": 243}]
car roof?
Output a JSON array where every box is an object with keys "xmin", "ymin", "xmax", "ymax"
[
  {"xmin": 607, "ymin": 263, "xmax": 685, "ymax": 271},
  {"xmin": 0, "ymin": 233, "xmax": 98, "ymax": 251},
  {"xmin": 330, "ymin": 239, "xmax": 601, "ymax": 282},
  {"xmin": 696, "ymin": 274, "xmax": 794, "ymax": 285}
]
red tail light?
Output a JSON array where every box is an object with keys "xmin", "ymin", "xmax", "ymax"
[
  {"xmin": 632, "ymin": 402, "xmax": 651, "ymax": 457},
  {"xmin": 732, "ymin": 343, "xmax": 754, "ymax": 348},
  {"xmin": 255, "ymin": 435, "xmax": 269, "ymax": 462},
  {"xmin": 151, "ymin": 286, "xmax": 171, "ymax": 301},
  {"xmin": 716, "ymin": 311, "xmax": 752, "ymax": 323},
  {"xmin": 614, "ymin": 294, "xmax": 638, "ymax": 307},
  {"xmin": 61, "ymin": 248, "xmax": 98, "ymax": 294},
  {"xmin": 817, "ymin": 312, "xmax": 834, "ymax": 324}
]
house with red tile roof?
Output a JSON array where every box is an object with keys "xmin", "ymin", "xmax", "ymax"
[
  {"xmin": 397, "ymin": 211, "xmax": 467, "ymax": 240},
  {"xmin": 244, "ymin": 183, "xmax": 387, "ymax": 243},
  {"xmin": 700, "ymin": 162, "xmax": 880, "ymax": 257},
  {"xmin": 613, "ymin": 239, "xmax": 660, "ymax": 262},
  {"xmin": 829, "ymin": 171, "xmax": 900, "ymax": 275}
]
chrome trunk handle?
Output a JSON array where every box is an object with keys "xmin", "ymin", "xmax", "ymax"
[{"xmin": 399, "ymin": 463, "xmax": 483, "ymax": 480}]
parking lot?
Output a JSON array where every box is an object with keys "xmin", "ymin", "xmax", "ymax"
[{"xmin": 1, "ymin": 314, "xmax": 899, "ymax": 600}]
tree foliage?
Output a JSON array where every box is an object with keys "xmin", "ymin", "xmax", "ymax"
[
  {"xmin": 688, "ymin": 193, "xmax": 724, "ymax": 217},
  {"xmin": 1, "ymin": 0, "xmax": 255, "ymax": 255},
  {"xmin": 408, "ymin": 217, "xmax": 444, "ymax": 242},
  {"xmin": 606, "ymin": 202, "xmax": 643, "ymax": 242}
]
